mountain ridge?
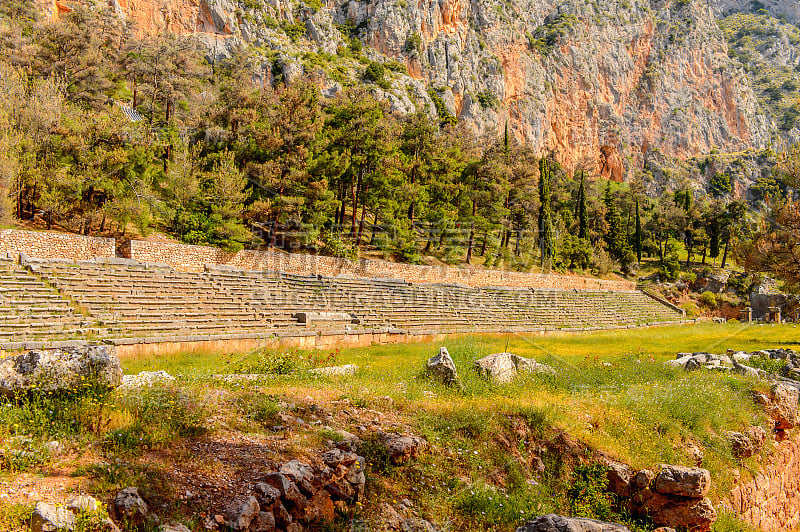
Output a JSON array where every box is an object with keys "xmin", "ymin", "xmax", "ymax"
[{"xmin": 32, "ymin": 0, "xmax": 800, "ymax": 190}]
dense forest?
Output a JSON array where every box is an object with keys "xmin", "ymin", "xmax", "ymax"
[{"xmin": 1, "ymin": 1, "xmax": 800, "ymax": 286}]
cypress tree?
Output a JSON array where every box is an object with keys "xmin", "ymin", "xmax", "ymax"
[
  {"xmin": 578, "ymin": 171, "xmax": 587, "ymax": 240},
  {"xmin": 538, "ymin": 157, "xmax": 555, "ymax": 270},
  {"xmin": 634, "ymin": 196, "xmax": 642, "ymax": 264},
  {"xmin": 604, "ymin": 182, "xmax": 634, "ymax": 271}
]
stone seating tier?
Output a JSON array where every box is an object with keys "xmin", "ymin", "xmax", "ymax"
[{"xmin": 0, "ymin": 258, "xmax": 686, "ymax": 344}]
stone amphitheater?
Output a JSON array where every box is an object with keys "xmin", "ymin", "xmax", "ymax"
[{"xmin": 0, "ymin": 230, "xmax": 687, "ymax": 353}]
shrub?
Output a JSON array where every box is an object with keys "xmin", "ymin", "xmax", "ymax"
[
  {"xmin": 237, "ymin": 393, "xmax": 281, "ymax": 427},
  {"xmin": 385, "ymin": 61, "xmax": 407, "ymax": 74},
  {"xmin": 281, "ymin": 20, "xmax": 306, "ymax": 42},
  {"xmin": 699, "ymin": 291, "xmax": 718, "ymax": 309},
  {"xmin": 476, "ymin": 90, "xmax": 500, "ymax": 109},
  {"xmin": 746, "ymin": 355, "xmax": 786, "ymax": 375},
  {"xmin": 233, "ymin": 350, "xmax": 299, "ymax": 375},
  {"xmin": 358, "ymin": 434, "xmax": 392, "ymax": 473},
  {"xmin": 681, "ymin": 301, "xmax": 700, "ymax": 317},
  {"xmin": 349, "ymin": 36, "xmax": 362, "ymax": 54},
  {"xmin": 363, "ymin": 61, "xmax": 391, "ymax": 89},
  {"xmin": 567, "ymin": 463, "xmax": 616, "ymax": 521},
  {"xmin": 320, "ymin": 230, "xmax": 357, "ymax": 259}
]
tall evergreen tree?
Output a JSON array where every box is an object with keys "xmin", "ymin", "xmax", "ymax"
[
  {"xmin": 538, "ymin": 157, "xmax": 555, "ymax": 270},
  {"xmin": 577, "ymin": 170, "xmax": 587, "ymax": 240},
  {"xmin": 603, "ymin": 182, "xmax": 635, "ymax": 272},
  {"xmin": 634, "ymin": 196, "xmax": 642, "ymax": 264}
]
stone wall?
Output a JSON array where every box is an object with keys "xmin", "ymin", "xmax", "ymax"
[
  {"xmin": 0, "ymin": 229, "xmax": 115, "ymax": 261},
  {"xmin": 725, "ymin": 433, "xmax": 800, "ymax": 531},
  {"xmin": 122, "ymin": 239, "xmax": 636, "ymax": 290}
]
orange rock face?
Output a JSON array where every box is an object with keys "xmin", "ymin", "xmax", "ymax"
[{"xmin": 40, "ymin": 0, "xmax": 773, "ymax": 181}]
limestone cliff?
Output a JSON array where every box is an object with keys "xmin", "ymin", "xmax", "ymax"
[{"xmin": 43, "ymin": 0, "xmax": 800, "ymax": 186}]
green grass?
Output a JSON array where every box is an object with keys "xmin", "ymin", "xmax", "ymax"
[
  {"xmin": 121, "ymin": 323, "xmax": 786, "ymax": 493},
  {"xmin": 123, "ymin": 322, "xmax": 800, "ymax": 376},
  {"xmin": 3, "ymin": 323, "xmax": 794, "ymax": 531}
]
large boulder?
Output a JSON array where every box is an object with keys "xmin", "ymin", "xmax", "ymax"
[
  {"xmin": 474, "ymin": 352, "xmax": 518, "ymax": 383},
  {"xmin": 426, "ymin": 347, "xmax": 458, "ymax": 386},
  {"xmin": 603, "ymin": 459, "xmax": 634, "ymax": 497},
  {"xmin": 473, "ymin": 352, "xmax": 554, "ymax": 383},
  {"xmin": 769, "ymin": 383, "xmax": 798, "ymax": 430},
  {"xmin": 224, "ymin": 496, "xmax": 260, "ymax": 530},
  {"xmin": 378, "ymin": 432, "xmax": 427, "ymax": 464},
  {"xmin": 0, "ymin": 345, "xmax": 122, "ymax": 396},
  {"xmin": 110, "ymin": 487, "xmax": 149, "ymax": 527},
  {"xmin": 516, "ymin": 514, "xmax": 631, "ymax": 531},
  {"xmin": 642, "ymin": 494, "xmax": 716, "ymax": 531},
  {"xmin": 31, "ymin": 502, "xmax": 76, "ymax": 532},
  {"xmin": 725, "ymin": 431, "xmax": 754, "ymax": 458},
  {"xmin": 653, "ymin": 465, "xmax": 710, "ymax": 498}
]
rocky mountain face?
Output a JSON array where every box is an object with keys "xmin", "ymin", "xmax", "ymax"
[{"xmin": 41, "ymin": 0, "xmax": 800, "ymax": 190}]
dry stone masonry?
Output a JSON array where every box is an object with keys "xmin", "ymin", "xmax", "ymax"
[
  {"xmin": 0, "ymin": 230, "xmax": 114, "ymax": 262},
  {"xmin": 121, "ymin": 238, "xmax": 635, "ymax": 291}
]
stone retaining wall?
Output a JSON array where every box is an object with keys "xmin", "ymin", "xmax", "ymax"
[
  {"xmin": 725, "ymin": 433, "xmax": 800, "ymax": 531},
  {"xmin": 122, "ymin": 239, "xmax": 636, "ymax": 291},
  {"xmin": 0, "ymin": 229, "xmax": 115, "ymax": 261}
]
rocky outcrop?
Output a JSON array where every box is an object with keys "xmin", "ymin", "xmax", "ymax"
[
  {"xmin": 55, "ymin": 0, "xmax": 787, "ymax": 185},
  {"xmin": 31, "ymin": 503, "xmax": 76, "ymax": 532},
  {"xmin": 0, "ymin": 345, "xmax": 122, "ymax": 396},
  {"xmin": 221, "ymin": 451, "xmax": 368, "ymax": 531},
  {"xmin": 111, "ymin": 487, "xmax": 149, "ymax": 528},
  {"xmin": 516, "ymin": 514, "xmax": 631, "ymax": 532},
  {"xmin": 711, "ymin": 0, "xmax": 800, "ymax": 24},
  {"xmin": 769, "ymin": 383, "xmax": 798, "ymax": 430}
]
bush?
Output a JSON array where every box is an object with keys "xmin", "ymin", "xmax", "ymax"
[
  {"xmin": 233, "ymin": 350, "xmax": 299, "ymax": 375},
  {"xmin": 681, "ymin": 301, "xmax": 700, "ymax": 317},
  {"xmin": 660, "ymin": 238, "xmax": 681, "ymax": 281},
  {"xmin": 281, "ymin": 20, "xmax": 306, "ymax": 42},
  {"xmin": 699, "ymin": 291, "xmax": 718, "ymax": 309},
  {"xmin": 363, "ymin": 61, "xmax": 391, "ymax": 89},
  {"xmin": 567, "ymin": 463, "xmax": 617, "ymax": 521},
  {"xmin": 320, "ymin": 230, "xmax": 357, "ymax": 259},
  {"xmin": 358, "ymin": 434, "xmax": 392, "ymax": 473}
]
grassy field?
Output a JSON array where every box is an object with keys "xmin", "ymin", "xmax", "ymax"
[{"xmin": 2, "ymin": 323, "xmax": 792, "ymax": 531}]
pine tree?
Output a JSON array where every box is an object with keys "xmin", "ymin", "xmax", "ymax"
[
  {"xmin": 578, "ymin": 170, "xmax": 587, "ymax": 240},
  {"xmin": 538, "ymin": 157, "xmax": 555, "ymax": 270}
]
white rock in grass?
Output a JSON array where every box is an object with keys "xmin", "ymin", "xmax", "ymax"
[
  {"xmin": 665, "ymin": 356, "xmax": 692, "ymax": 369},
  {"xmin": 309, "ymin": 364, "xmax": 359, "ymax": 377},
  {"xmin": 426, "ymin": 347, "xmax": 458, "ymax": 386},
  {"xmin": 0, "ymin": 345, "xmax": 121, "ymax": 396},
  {"xmin": 67, "ymin": 495, "xmax": 99, "ymax": 514},
  {"xmin": 118, "ymin": 371, "xmax": 175, "ymax": 390},
  {"xmin": 473, "ymin": 353, "xmax": 518, "ymax": 383},
  {"xmin": 31, "ymin": 502, "xmax": 76, "ymax": 532}
]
